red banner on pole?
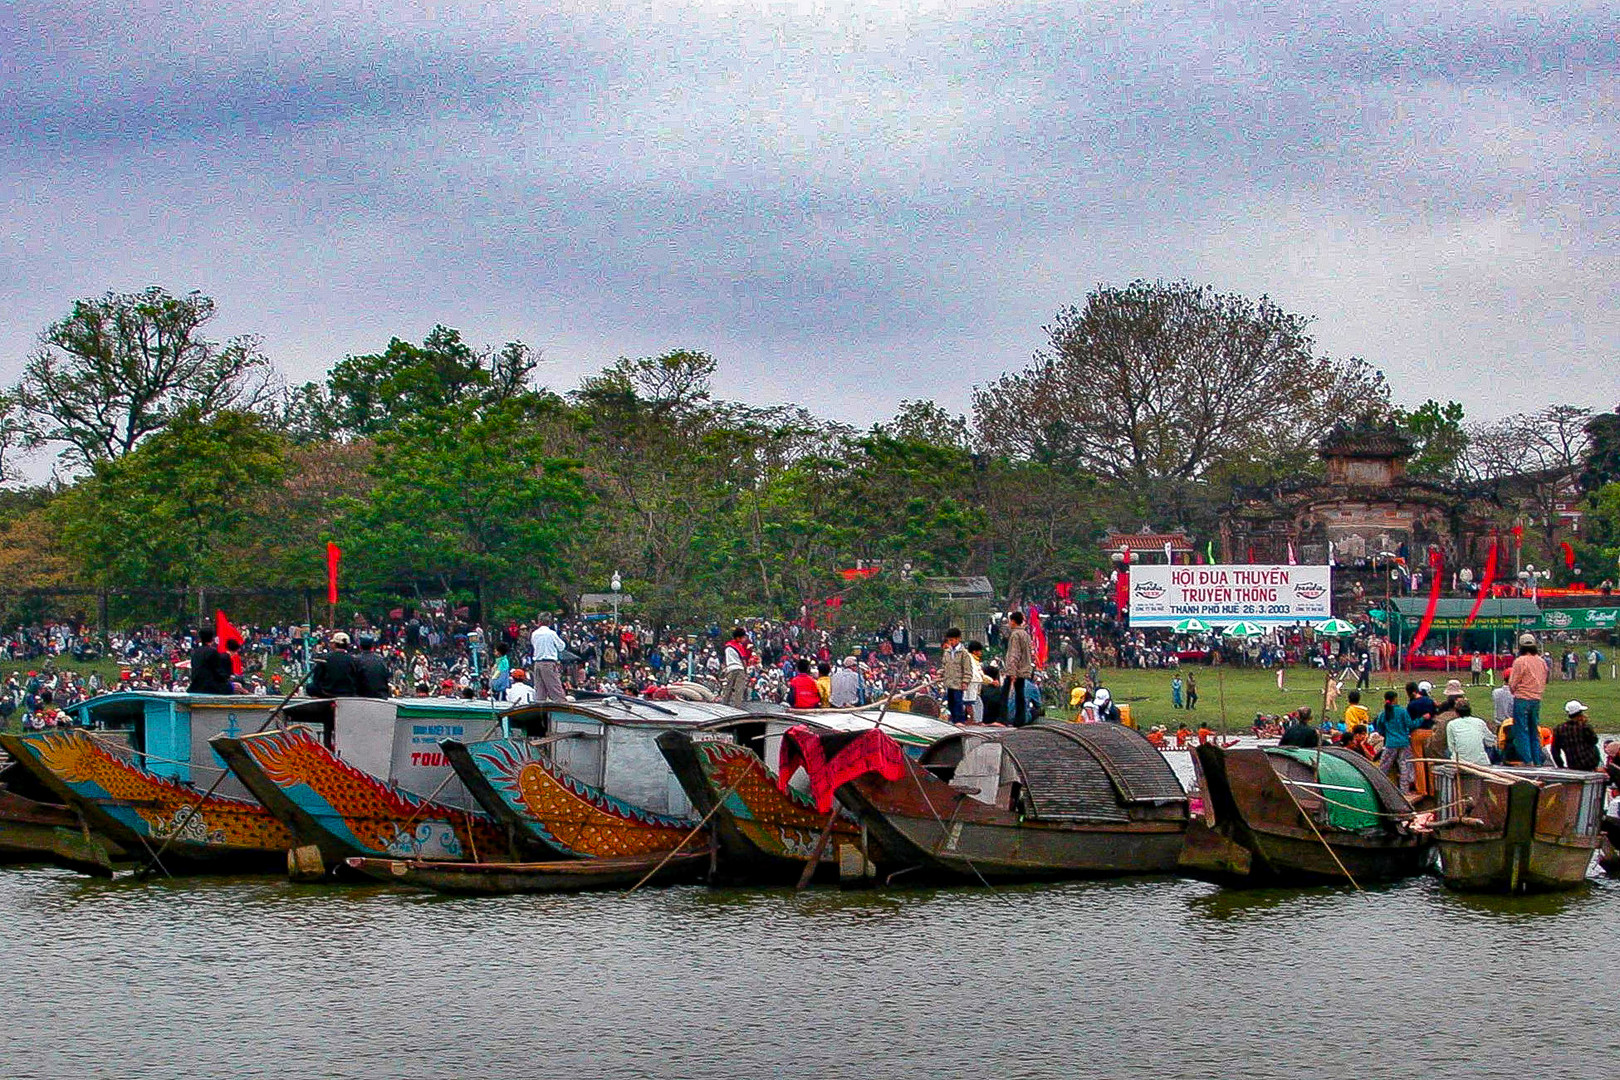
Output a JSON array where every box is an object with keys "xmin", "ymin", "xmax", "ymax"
[
  {"xmin": 326, "ymin": 542, "xmax": 342, "ymax": 605},
  {"xmin": 1406, "ymin": 548, "xmax": 1445, "ymax": 663},
  {"xmin": 1029, "ymin": 604, "xmax": 1049, "ymax": 667},
  {"xmin": 1462, "ymin": 538, "xmax": 1498, "ymax": 629}
]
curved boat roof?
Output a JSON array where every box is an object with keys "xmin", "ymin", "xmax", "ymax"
[{"xmin": 923, "ymin": 721, "xmax": 1186, "ymax": 820}]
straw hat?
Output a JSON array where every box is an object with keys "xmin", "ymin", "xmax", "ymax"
[{"xmin": 1443, "ymin": 679, "xmax": 1465, "ymax": 698}]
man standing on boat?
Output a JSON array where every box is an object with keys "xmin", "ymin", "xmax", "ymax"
[
  {"xmin": 940, "ymin": 627, "xmax": 971, "ymax": 724},
  {"xmin": 353, "ymin": 635, "xmax": 392, "ymax": 698},
  {"xmin": 187, "ymin": 627, "xmax": 235, "ymax": 695},
  {"xmin": 1507, "ymin": 633, "xmax": 1548, "ymax": 767},
  {"xmin": 530, "ymin": 614, "xmax": 567, "ymax": 701},
  {"xmin": 1003, "ymin": 611, "xmax": 1035, "ymax": 727},
  {"xmin": 308, "ymin": 632, "xmax": 359, "ymax": 698},
  {"xmin": 720, "ymin": 627, "xmax": 754, "ymax": 707}
]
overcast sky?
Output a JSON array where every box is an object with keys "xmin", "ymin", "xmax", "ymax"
[{"xmin": 2, "ymin": 0, "xmax": 1615, "ymax": 435}]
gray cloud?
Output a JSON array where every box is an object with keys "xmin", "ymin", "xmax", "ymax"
[{"xmin": 1, "ymin": 0, "xmax": 1616, "ymax": 449}]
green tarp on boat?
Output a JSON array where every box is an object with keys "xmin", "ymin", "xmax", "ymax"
[{"xmin": 1266, "ymin": 747, "xmax": 1381, "ymax": 831}]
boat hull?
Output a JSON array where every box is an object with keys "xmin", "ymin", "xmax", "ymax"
[
  {"xmin": 343, "ymin": 849, "xmax": 709, "ymax": 895},
  {"xmin": 657, "ymin": 731, "xmax": 862, "ymax": 883},
  {"xmin": 0, "ymin": 730, "xmax": 291, "ymax": 872},
  {"xmin": 444, "ymin": 738, "xmax": 699, "ymax": 860},
  {"xmin": 0, "ymin": 788, "xmax": 125, "ymax": 876},
  {"xmin": 837, "ymin": 762, "xmax": 1185, "ymax": 882},
  {"xmin": 1181, "ymin": 744, "xmax": 1432, "ymax": 887},
  {"xmin": 213, "ymin": 728, "xmax": 513, "ymax": 867},
  {"xmin": 1432, "ymin": 770, "xmax": 1599, "ymax": 893}
]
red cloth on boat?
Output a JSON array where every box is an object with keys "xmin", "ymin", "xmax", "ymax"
[{"xmin": 776, "ymin": 723, "xmax": 908, "ymax": 813}]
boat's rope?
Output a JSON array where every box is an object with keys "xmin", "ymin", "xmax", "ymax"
[{"xmin": 625, "ymin": 768, "xmax": 747, "ymax": 895}]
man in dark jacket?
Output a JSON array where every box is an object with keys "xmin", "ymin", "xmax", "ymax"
[
  {"xmin": 187, "ymin": 627, "xmax": 235, "ymax": 695},
  {"xmin": 1279, "ymin": 708, "xmax": 1321, "ymax": 748},
  {"xmin": 353, "ymin": 636, "xmax": 392, "ymax": 699},
  {"xmin": 308, "ymin": 632, "xmax": 359, "ymax": 698}
]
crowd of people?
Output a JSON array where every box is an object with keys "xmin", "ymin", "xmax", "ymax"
[{"xmin": 1229, "ymin": 633, "xmax": 1613, "ymax": 807}]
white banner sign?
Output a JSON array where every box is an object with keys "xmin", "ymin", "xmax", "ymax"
[{"xmin": 1127, "ymin": 564, "xmax": 1332, "ymax": 627}]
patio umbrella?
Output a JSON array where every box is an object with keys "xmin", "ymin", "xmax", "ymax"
[
  {"xmin": 1172, "ymin": 618, "xmax": 1212, "ymax": 634},
  {"xmin": 1223, "ymin": 621, "xmax": 1266, "ymax": 637},
  {"xmin": 1315, "ymin": 618, "xmax": 1358, "ymax": 636}
]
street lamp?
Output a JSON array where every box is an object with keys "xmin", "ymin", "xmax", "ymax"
[{"xmin": 610, "ymin": 571, "xmax": 622, "ymax": 625}]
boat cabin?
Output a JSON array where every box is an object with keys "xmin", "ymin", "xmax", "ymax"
[
  {"xmin": 495, "ymin": 695, "xmax": 742, "ymax": 817},
  {"xmin": 67, "ymin": 692, "xmax": 510, "ymax": 811},
  {"xmin": 916, "ymin": 723, "xmax": 1188, "ymax": 821}
]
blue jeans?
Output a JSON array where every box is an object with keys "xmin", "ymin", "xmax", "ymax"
[
  {"xmin": 946, "ymin": 688, "xmax": 966, "ymax": 724},
  {"xmin": 1510, "ymin": 698, "xmax": 1543, "ymax": 766}
]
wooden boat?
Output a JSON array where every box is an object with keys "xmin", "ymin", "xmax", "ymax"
[
  {"xmin": 1429, "ymin": 762, "xmax": 1605, "ymax": 893},
  {"xmin": 0, "ymin": 782, "xmax": 126, "ymax": 877},
  {"xmin": 0, "ymin": 692, "xmax": 307, "ymax": 872},
  {"xmin": 444, "ymin": 697, "xmax": 742, "ymax": 860},
  {"xmin": 656, "ymin": 709, "xmax": 958, "ymax": 883},
  {"xmin": 832, "ymin": 721, "xmax": 1189, "ymax": 882},
  {"xmin": 212, "ymin": 697, "xmax": 521, "ymax": 871},
  {"xmin": 1180, "ymin": 744, "xmax": 1431, "ymax": 886},
  {"xmin": 341, "ymin": 848, "xmax": 710, "ymax": 895}
]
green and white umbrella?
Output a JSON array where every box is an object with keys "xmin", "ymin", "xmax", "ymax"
[
  {"xmin": 1223, "ymin": 620, "xmax": 1266, "ymax": 637},
  {"xmin": 1315, "ymin": 618, "xmax": 1358, "ymax": 636},
  {"xmin": 1172, "ymin": 618, "xmax": 1212, "ymax": 634}
]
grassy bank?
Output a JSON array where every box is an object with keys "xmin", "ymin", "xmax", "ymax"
[{"xmin": 1067, "ymin": 664, "xmax": 1620, "ymax": 736}]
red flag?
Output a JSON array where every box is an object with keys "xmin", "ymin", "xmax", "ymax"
[
  {"xmin": 1510, "ymin": 524, "xmax": 1524, "ymax": 544},
  {"xmin": 325, "ymin": 542, "xmax": 341, "ymax": 605},
  {"xmin": 1029, "ymin": 604, "xmax": 1049, "ymax": 667},
  {"xmin": 1561, "ymin": 541, "xmax": 1575, "ymax": 570},
  {"xmin": 1054, "ymin": 581, "xmax": 1073, "ymax": 601},
  {"xmin": 1462, "ymin": 538, "xmax": 1498, "ymax": 629},
  {"xmin": 213, "ymin": 612, "xmax": 244, "ymax": 670},
  {"xmin": 1406, "ymin": 548, "xmax": 1444, "ymax": 664},
  {"xmin": 215, "ymin": 610, "xmax": 245, "ymax": 675}
]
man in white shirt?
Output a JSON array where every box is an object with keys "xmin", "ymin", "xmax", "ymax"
[
  {"xmin": 1444, "ymin": 700, "xmax": 1494, "ymax": 766},
  {"xmin": 529, "ymin": 614, "xmax": 567, "ymax": 701},
  {"xmin": 504, "ymin": 668, "xmax": 536, "ymax": 706},
  {"xmin": 964, "ymin": 641, "xmax": 985, "ymax": 722},
  {"xmin": 828, "ymin": 656, "xmax": 862, "ymax": 707}
]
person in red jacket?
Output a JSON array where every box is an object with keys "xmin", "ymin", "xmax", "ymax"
[{"xmin": 788, "ymin": 658, "xmax": 822, "ymax": 709}]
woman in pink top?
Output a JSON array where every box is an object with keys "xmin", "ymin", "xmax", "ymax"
[{"xmin": 1506, "ymin": 633, "xmax": 1548, "ymax": 766}]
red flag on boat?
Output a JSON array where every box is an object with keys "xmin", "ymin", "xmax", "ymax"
[
  {"xmin": 325, "ymin": 542, "xmax": 342, "ymax": 605},
  {"xmin": 215, "ymin": 610, "xmax": 245, "ymax": 674},
  {"xmin": 777, "ymin": 724, "xmax": 908, "ymax": 813},
  {"xmin": 1029, "ymin": 604, "xmax": 1049, "ymax": 667}
]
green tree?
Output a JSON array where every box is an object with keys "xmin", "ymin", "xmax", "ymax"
[
  {"xmin": 1582, "ymin": 410, "xmax": 1620, "ymax": 492},
  {"xmin": 341, "ymin": 395, "xmax": 589, "ymax": 617},
  {"xmin": 16, "ymin": 288, "xmax": 274, "ymax": 469},
  {"xmin": 48, "ymin": 408, "xmax": 287, "ymax": 589},
  {"xmin": 291, "ymin": 327, "xmax": 540, "ymax": 441},
  {"xmin": 1394, "ymin": 399, "xmax": 1467, "ymax": 479}
]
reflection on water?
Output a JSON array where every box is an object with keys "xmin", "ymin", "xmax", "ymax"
[{"xmin": 4, "ymin": 866, "xmax": 1616, "ymax": 1079}]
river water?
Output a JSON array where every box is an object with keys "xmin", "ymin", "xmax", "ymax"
[{"xmin": 4, "ymin": 865, "xmax": 1615, "ymax": 1079}]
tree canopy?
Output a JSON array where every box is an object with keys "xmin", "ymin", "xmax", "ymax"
[{"xmin": 2, "ymin": 284, "xmax": 1605, "ymax": 626}]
